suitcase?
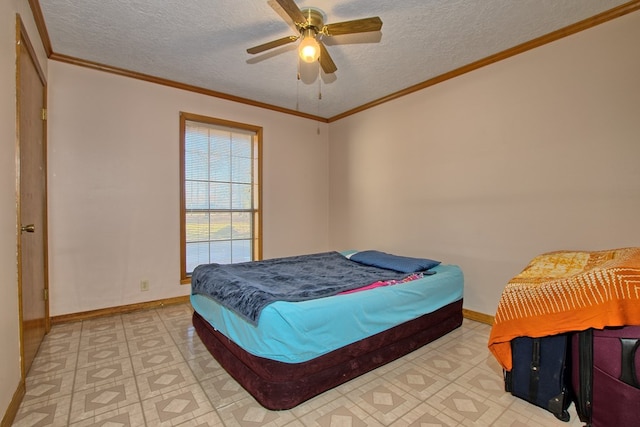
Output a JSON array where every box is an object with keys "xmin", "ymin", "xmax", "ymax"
[
  {"xmin": 505, "ymin": 334, "xmax": 572, "ymax": 422},
  {"xmin": 572, "ymin": 326, "xmax": 640, "ymax": 427}
]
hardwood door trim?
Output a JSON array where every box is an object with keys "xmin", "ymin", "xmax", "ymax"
[{"xmin": 15, "ymin": 14, "xmax": 49, "ymax": 380}]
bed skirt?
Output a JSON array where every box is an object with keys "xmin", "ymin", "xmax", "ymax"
[{"xmin": 192, "ymin": 298, "xmax": 463, "ymax": 410}]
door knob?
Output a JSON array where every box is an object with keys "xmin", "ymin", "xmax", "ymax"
[{"xmin": 21, "ymin": 224, "xmax": 35, "ymax": 233}]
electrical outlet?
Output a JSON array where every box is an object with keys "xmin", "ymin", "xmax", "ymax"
[{"xmin": 140, "ymin": 280, "xmax": 149, "ymax": 291}]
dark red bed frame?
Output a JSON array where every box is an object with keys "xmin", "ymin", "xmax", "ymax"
[{"xmin": 193, "ymin": 298, "xmax": 463, "ymax": 410}]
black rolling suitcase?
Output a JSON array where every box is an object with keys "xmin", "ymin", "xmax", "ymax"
[
  {"xmin": 504, "ymin": 334, "xmax": 572, "ymax": 422},
  {"xmin": 572, "ymin": 326, "xmax": 640, "ymax": 427}
]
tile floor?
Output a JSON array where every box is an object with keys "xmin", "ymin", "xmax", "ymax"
[{"xmin": 12, "ymin": 303, "xmax": 582, "ymax": 426}]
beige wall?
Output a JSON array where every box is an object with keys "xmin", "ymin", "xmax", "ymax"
[
  {"xmin": 47, "ymin": 62, "xmax": 330, "ymax": 316},
  {"xmin": 329, "ymin": 10, "xmax": 640, "ymax": 316},
  {"xmin": 0, "ymin": 0, "xmax": 48, "ymax": 417}
]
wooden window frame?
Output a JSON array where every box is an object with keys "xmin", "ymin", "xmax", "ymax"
[{"xmin": 179, "ymin": 112, "xmax": 262, "ymax": 284}]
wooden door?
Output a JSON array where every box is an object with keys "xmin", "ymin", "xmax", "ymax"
[{"xmin": 17, "ymin": 17, "xmax": 49, "ymax": 377}]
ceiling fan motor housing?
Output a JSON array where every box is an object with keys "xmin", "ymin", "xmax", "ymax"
[{"xmin": 299, "ymin": 8, "xmax": 325, "ymax": 35}]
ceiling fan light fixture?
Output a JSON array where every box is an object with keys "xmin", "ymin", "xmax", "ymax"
[
  {"xmin": 246, "ymin": 0, "xmax": 382, "ymax": 74},
  {"xmin": 298, "ymin": 28, "xmax": 320, "ymax": 63}
]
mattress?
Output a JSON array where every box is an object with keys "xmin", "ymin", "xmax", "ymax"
[
  {"xmin": 193, "ymin": 298, "xmax": 463, "ymax": 409},
  {"xmin": 190, "ymin": 263, "xmax": 464, "ymax": 363}
]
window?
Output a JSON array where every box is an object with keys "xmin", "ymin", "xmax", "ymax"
[{"xmin": 180, "ymin": 112, "xmax": 262, "ymax": 283}]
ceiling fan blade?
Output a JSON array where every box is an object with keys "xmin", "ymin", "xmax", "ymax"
[
  {"xmin": 274, "ymin": 0, "xmax": 306, "ymax": 25},
  {"xmin": 247, "ymin": 35, "xmax": 299, "ymax": 54},
  {"xmin": 318, "ymin": 42, "xmax": 337, "ymax": 74},
  {"xmin": 323, "ymin": 16, "xmax": 383, "ymax": 36}
]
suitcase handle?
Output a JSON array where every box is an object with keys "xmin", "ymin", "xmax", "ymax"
[
  {"xmin": 529, "ymin": 338, "xmax": 541, "ymax": 401},
  {"xmin": 620, "ymin": 338, "xmax": 640, "ymax": 388}
]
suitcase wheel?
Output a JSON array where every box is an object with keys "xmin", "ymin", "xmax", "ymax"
[{"xmin": 554, "ymin": 409, "xmax": 570, "ymax": 422}]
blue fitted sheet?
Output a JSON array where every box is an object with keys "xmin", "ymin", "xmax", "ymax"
[{"xmin": 191, "ymin": 263, "xmax": 463, "ymax": 363}]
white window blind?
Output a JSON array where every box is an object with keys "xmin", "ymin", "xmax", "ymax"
[{"xmin": 181, "ymin": 114, "xmax": 261, "ymax": 280}]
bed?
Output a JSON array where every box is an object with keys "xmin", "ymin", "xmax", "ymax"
[{"xmin": 190, "ymin": 250, "xmax": 464, "ymax": 409}]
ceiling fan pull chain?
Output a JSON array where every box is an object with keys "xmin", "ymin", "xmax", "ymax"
[
  {"xmin": 318, "ymin": 63, "xmax": 322, "ymax": 100},
  {"xmin": 296, "ymin": 59, "xmax": 301, "ymax": 111},
  {"xmin": 317, "ymin": 63, "xmax": 321, "ymax": 135}
]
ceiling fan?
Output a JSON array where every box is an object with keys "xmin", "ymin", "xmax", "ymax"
[{"xmin": 247, "ymin": 0, "xmax": 383, "ymax": 74}]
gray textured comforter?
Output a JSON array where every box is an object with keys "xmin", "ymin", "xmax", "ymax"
[{"xmin": 191, "ymin": 251, "xmax": 408, "ymax": 325}]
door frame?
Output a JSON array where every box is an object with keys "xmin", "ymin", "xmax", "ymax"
[{"xmin": 15, "ymin": 14, "xmax": 50, "ymax": 380}]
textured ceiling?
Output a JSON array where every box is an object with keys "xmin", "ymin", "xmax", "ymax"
[{"xmin": 38, "ymin": 0, "xmax": 630, "ymax": 119}]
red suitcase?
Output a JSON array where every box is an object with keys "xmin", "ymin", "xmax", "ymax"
[{"xmin": 572, "ymin": 326, "xmax": 640, "ymax": 427}]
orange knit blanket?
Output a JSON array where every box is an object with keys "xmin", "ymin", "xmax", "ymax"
[{"xmin": 488, "ymin": 247, "xmax": 640, "ymax": 370}]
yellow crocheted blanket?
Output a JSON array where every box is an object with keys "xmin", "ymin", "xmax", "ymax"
[{"xmin": 488, "ymin": 247, "xmax": 640, "ymax": 370}]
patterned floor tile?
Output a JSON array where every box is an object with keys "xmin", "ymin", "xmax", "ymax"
[
  {"xmin": 345, "ymin": 377, "xmax": 422, "ymax": 425},
  {"xmin": 74, "ymin": 358, "xmax": 135, "ymax": 392},
  {"xmin": 128, "ymin": 333, "xmax": 173, "ymax": 355},
  {"xmin": 478, "ymin": 351, "xmax": 505, "ymax": 378},
  {"xmin": 185, "ymin": 354, "xmax": 226, "ymax": 383},
  {"xmin": 416, "ymin": 348, "xmax": 475, "ymax": 381},
  {"xmin": 156, "ymin": 305, "xmax": 193, "ymax": 324},
  {"xmin": 81, "ymin": 317, "xmax": 123, "ymax": 336},
  {"xmin": 442, "ymin": 390, "xmax": 491, "ymax": 422},
  {"xmin": 42, "ymin": 322, "xmax": 82, "ymax": 343},
  {"xmin": 491, "ymin": 407, "xmax": 556, "ymax": 427},
  {"xmin": 28, "ymin": 353, "xmax": 78, "ymax": 379},
  {"xmin": 126, "ymin": 322, "xmax": 168, "ymax": 340},
  {"xmin": 214, "ymin": 396, "xmax": 296, "ymax": 427},
  {"xmin": 121, "ymin": 310, "xmax": 162, "ymax": 329},
  {"xmin": 296, "ymin": 395, "xmax": 385, "ymax": 427},
  {"xmin": 389, "ymin": 402, "xmax": 458, "ymax": 427},
  {"xmin": 22, "ymin": 372, "xmax": 75, "ymax": 407},
  {"xmin": 426, "ymin": 382, "xmax": 505, "ymax": 426},
  {"xmin": 382, "ymin": 360, "xmax": 450, "ymax": 401},
  {"xmin": 36, "ymin": 338, "xmax": 79, "ymax": 359},
  {"xmin": 172, "ymin": 410, "xmax": 225, "ymax": 426},
  {"xmin": 439, "ymin": 340, "xmax": 489, "ymax": 366},
  {"xmin": 168, "ymin": 323, "xmax": 196, "ymax": 341},
  {"xmin": 12, "ymin": 394, "xmax": 72, "ymax": 427},
  {"xmin": 507, "ymin": 399, "xmax": 583, "ymax": 426},
  {"xmin": 67, "ymin": 402, "xmax": 145, "ymax": 427},
  {"xmin": 288, "ymin": 387, "xmax": 345, "ymax": 420},
  {"xmin": 333, "ymin": 369, "xmax": 377, "ymax": 396},
  {"xmin": 77, "ymin": 341, "xmax": 130, "ymax": 369},
  {"xmin": 163, "ymin": 316, "xmax": 194, "ymax": 333},
  {"xmin": 455, "ymin": 364, "xmax": 520, "ymax": 409},
  {"xmin": 136, "ymin": 362, "xmax": 198, "ymax": 400},
  {"xmin": 397, "ymin": 341, "xmax": 433, "ymax": 363},
  {"xmin": 84, "ymin": 331, "xmax": 126, "ymax": 348},
  {"xmin": 130, "ymin": 346, "xmax": 186, "ymax": 375},
  {"xmin": 465, "ymin": 370, "xmax": 507, "ymax": 396},
  {"xmin": 140, "ymin": 383, "xmax": 214, "ymax": 427},
  {"xmin": 199, "ymin": 372, "xmax": 253, "ymax": 410},
  {"xmin": 174, "ymin": 331, "xmax": 210, "ymax": 361},
  {"xmin": 69, "ymin": 377, "xmax": 140, "ymax": 424}
]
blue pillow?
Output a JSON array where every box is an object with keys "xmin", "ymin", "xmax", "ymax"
[{"xmin": 349, "ymin": 250, "xmax": 440, "ymax": 273}]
